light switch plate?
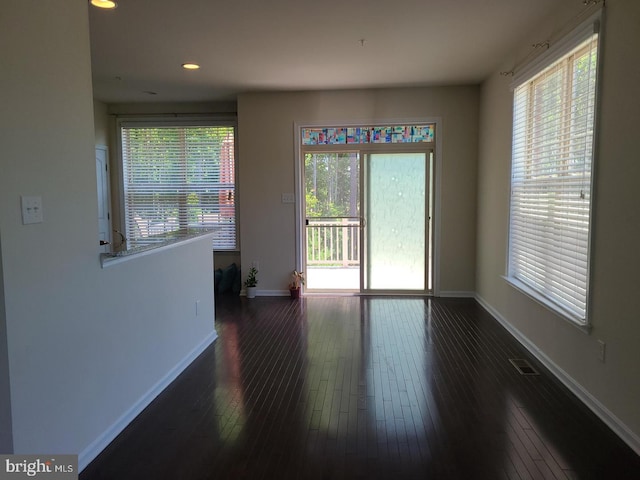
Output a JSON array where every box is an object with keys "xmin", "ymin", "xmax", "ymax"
[
  {"xmin": 21, "ymin": 195, "xmax": 43, "ymax": 224},
  {"xmin": 281, "ymin": 193, "xmax": 295, "ymax": 204}
]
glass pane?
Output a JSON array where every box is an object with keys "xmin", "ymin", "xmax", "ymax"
[
  {"xmin": 305, "ymin": 152, "xmax": 360, "ymax": 290},
  {"xmin": 304, "ymin": 153, "xmax": 359, "ymax": 218},
  {"xmin": 366, "ymin": 153, "xmax": 426, "ymax": 290},
  {"xmin": 301, "ymin": 125, "xmax": 435, "ymax": 145},
  {"xmin": 121, "ymin": 125, "xmax": 236, "ymax": 250}
]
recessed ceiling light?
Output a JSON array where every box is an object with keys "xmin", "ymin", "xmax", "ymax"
[
  {"xmin": 182, "ymin": 63, "xmax": 201, "ymax": 70},
  {"xmin": 90, "ymin": 0, "xmax": 117, "ymax": 9}
]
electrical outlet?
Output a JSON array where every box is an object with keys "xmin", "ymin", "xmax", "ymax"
[
  {"xmin": 597, "ymin": 339, "xmax": 606, "ymax": 363},
  {"xmin": 281, "ymin": 193, "xmax": 295, "ymax": 204},
  {"xmin": 21, "ymin": 195, "xmax": 43, "ymax": 224},
  {"xmin": 195, "ymin": 300, "xmax": 200, "ymax": 317}
]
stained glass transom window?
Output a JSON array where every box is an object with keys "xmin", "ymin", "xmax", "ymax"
[{"xmin": 301, "ymin": 124, "xmax": 435, "ymax": 146}]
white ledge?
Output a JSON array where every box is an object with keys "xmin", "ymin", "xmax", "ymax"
[
  {"xmin": 502, "ymin": 276, "xmax": 591, "ymax": 334},
  {"xmin": 100, "ymin": 230, "xmax": 215, "ymax": 268}
]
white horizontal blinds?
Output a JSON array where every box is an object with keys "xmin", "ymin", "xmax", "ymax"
[
  {"xmin": 121, "ymin": 125, "xmax": 236, "ymax": 250},
  {"xmin": 510, "ymin": 33, "xmax": 598, "ymax": 323}
]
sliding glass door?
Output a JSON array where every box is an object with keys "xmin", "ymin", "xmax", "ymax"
[
  {"xmin": 304, "ymin": 148, "xmax": 433, "ymax": 294},
  {"xmin": 363, "ymin": 152, "xmax": 428, "ymax": 292}
]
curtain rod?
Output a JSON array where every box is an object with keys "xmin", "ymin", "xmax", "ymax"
[{"xmin": 500, "ymin": 0, "xmax": 604, "ymax": 77}]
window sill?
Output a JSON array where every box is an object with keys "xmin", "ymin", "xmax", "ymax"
[
  {"xmin": 502, "ymin": 276, "xmax": 591, "ymax": 335},
  {"xmin": 100, "ymin": 228, "xmax": 216, "ymax": 268}
]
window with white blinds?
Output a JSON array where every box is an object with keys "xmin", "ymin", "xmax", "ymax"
[
  {"xmin": 508, "ymin": 26, "xmax": 599, "ymax": 325},
  {"xmin": 121, "ymin": 124, "xmax": 236, "ymax": 250}
]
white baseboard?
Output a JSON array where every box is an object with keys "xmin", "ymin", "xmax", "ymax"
[
  {"xmin": 241, "ymin": 289, "xmax": 290, "ymax": 297},
  {"xmin": 437, "ymin": 290, "xmax": 475, "ymax": 298},
  {"xmin": 78, "ymin": 330, "xmax": 218, "ymax": 471},
  {"xmin": 475, "ymin": 294, "xmax": 640, "ymax": 456}
]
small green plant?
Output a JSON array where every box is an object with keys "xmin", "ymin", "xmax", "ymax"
[{"xmin": 244, "ymin": 267, "xmax": 258, "ymax": 288}]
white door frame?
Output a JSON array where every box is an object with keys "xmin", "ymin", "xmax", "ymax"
[
  {"xmin": 96, "ymin": 145, "xmax": 112, "ymax": 253},
  {"xmin": 293, "ymin": 119, "xmax": 443, "ymax": 295}
]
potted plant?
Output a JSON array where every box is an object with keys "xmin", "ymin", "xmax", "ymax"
[
  {"xmin": 244, "ymin": 267, "xmax": 258, "ymax": 298},
  {"xmin": 289, "ymin": 270, "xmax": 305, "ymax": 298}
]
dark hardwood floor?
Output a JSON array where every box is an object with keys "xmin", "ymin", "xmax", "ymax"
[{"xmin": 80, "ymin": 296, "xmax": 640, "ymax": 479}]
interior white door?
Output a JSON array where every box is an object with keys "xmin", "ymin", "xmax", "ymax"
[{"xmin": 96, "ymin": 145, "xmax": 111, "ymax": 253}]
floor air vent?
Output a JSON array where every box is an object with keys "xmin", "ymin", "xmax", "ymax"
[{"xmin": 509, "ymin": 358, "xmax": 540, "ymax": 376}]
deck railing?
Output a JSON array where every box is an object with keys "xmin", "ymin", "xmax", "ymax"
[{"xmin": 306, "ymin": 217, "xmax": 360, "ymax": 267}]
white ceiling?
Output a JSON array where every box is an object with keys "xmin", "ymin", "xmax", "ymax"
[{"xmin": 89, "ymin": 0, "xmax": 562, "ymax": 104}]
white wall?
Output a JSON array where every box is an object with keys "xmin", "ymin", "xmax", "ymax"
[
  {"xmin": 476, "ymin": 0, "xmax": 640, "ymax": 451},
  {"xmin": 0, "ymin": 0, "xmax": 216, "ymax": 467},
  {"xmin": 93, "ymin": 100, "xmax": 109, "ymax": 147},
  {"xmin": 0, "ymin": 232, "xmax": 12, "ymax": 452},
  {"xmin": 238, "ymin": 87, "xmax": 479, "ymax": 294}
]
